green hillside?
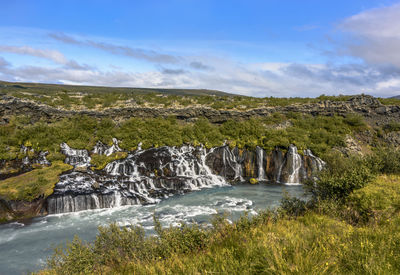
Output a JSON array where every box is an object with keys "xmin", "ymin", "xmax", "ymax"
[{"xmin": 0, "ymin": 80, "xmax": 233, "ymax": 97}]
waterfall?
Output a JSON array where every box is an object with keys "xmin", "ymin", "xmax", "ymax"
[
  {"xmin": 287, "ymin": 152, "xmax": 302, "ymax": 185},
  {"xmin": 48, "ymin": 144, "xmax": 229, "ymax": 214},
  {"xmin": 47, "ymin": 142, "xmax": 325, "ymax": 214},
  {"xmin": 91, "ymin": 194, "xmax": 100, "ymax": 208},
  {"xmin": 276, "ymin": 162, "xmax": 284, "ymax": 183},
  {"xmin": 279, "ymin": 145, "xmax": 303, "ymax": 185},
  {"xmin": 113, "ymin": 191, "xmax": 121, "ymax": 207},
  {"xmin": 256, "ymin": 146, "xmax": 266, "ymax": 181},
  {"xmin": 60, "ymin": 143, "xmax": 91, "ymax": 167},
  {"xmin": 275, "ymin": 145, "xmax": 304, "ymax": 185},
  {"xmin": 93, "ymin": 138, "xmax": 122, "ymax": 156},
  {"xmin": 47, "ymin": 193, "xmax": 137, "ymax": 214},
  {"xmin": 304, "ymin": 149, "xmax": 326, "ymax": 171},
  {"xmin": 221, "ymin": 146, "xmax": 243, "ymax": 181}
]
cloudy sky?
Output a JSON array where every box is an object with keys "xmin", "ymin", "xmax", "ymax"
[{"xmin": 1, "ymin": 0, "xmax": 400, "ymax": 97}]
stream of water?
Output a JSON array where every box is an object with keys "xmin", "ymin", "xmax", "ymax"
[{"xmin": 0, "ymin": 183, "xmax": 304, "ymax": 275}]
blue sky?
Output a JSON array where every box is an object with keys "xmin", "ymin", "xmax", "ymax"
[{"xmin": 1, "ymin": 0, "xmax": 400, "ymax": 97}]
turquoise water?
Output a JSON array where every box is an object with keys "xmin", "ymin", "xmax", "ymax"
[{"xmin": 0, "ymin": 183, "xmax": 304, "ymax": 275}]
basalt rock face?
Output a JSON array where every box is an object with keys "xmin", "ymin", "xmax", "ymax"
[
  {"xmin": 0, "ymin": 196, "xmax": 48, "ymax": 220},
  {"xmin": 47, "ymin": 145, "xmax": 226, "ymax": 214},
  {"xmin": 205, "ymin": 144, "xmax": 325, "ymax": 183},
  {"xmin": 1, "ymin": 94, "xmax": 399, "ymax": 124},
  {"xmin": 46, "ymin": 143, "xmax": 324, "ymax": 214}
]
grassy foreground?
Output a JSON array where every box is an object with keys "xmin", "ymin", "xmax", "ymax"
[
  {"xmin": 0, "ymin": 161, "xmax": 72, "ymax": 201},
  {"xmin": 37, "ymin": 172, "xmax": 400, "ymax": 275}
]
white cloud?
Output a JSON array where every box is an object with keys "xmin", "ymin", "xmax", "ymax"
[
  {"xmin": 0, "ymin": 45, "xmax": 68, "ymax": 64},
  {"xmin": 3, "ymin": 58, "xmax": 399, "ymax": 97},
  {"xmin": 339, "ymin": 3, "xmax": 400, "ymax": 67},
  {"xmin": 3, "ymin": 2, "xmax": 400, "ymax": 99}
]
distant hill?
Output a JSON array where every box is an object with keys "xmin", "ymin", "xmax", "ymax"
[
  {"xmin": 390, "ymin": 95, "xmax": 400, "ymax": 99},
  {"xmin": 0, "ymin": 80, "xmax": 234, "ymax": 97}
]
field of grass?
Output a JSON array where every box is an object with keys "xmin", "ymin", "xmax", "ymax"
[
  {"xmin": 0, "ymin": 161, "xmax": 72, "ymax": 201},
  {"xmin": 38, "ymin": 173, "xmax": 400, "ymax": 274}
]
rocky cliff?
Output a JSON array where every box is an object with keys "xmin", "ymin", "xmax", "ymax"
[
  {"xmin": 1, "ymin": 94, "xmax": 399, "ymax": 124},
  {"xmin": 46, "ymin": 142, "xmax": 324, "ymax": 214},
  {"xmin": 0, "ymin": 141, "xmax": 324, "ymax": 219}
]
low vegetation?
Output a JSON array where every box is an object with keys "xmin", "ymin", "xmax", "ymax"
[
  {"xmin": 90, "ymin": 152, "xmax": 128, "ymax": 170},
  {"xmin": 377, "ymin": 97, "xmax": 400, "ymax": 106},
  {"xmin": 3, "ymin": 81, "xmax": 399, "ymax": 111},
  {"xmin": 0, "ymin": 112, "xmax": 368, "ymax": 161},
  {"xmin": 37, "ymin": 149, "xmax": 400, "ymax": 274},
  {"xmin": 0, "ymin": 161, "xmax": 72, "ymax": 201}
]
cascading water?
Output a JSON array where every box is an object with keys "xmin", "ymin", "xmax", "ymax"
[
  {"xmin": 218, "ymin": 146, "xmax": 243, "ymax": 181},
  {"xmin": 256, "ymin": 146, "xmax": 266, "ymax": 181},
  {"xmin": 47, "ymin": 142, "xmax": 325, "ymax": 214},
  {"xmin": 276, "ymin": 145, "xmax": 325, "ymax": 185},
  {"xmin": 60, "ymin": 143, "xmax": 91, "ymax": 167},
  {"xmin": 92, "ymin": 138, "xmax": 122, "ymax": 156},
  {"xmin": 286, "ymin": 145, "xmax": 302, "ymax": 185},
  {"xmin": 48, "ymin": 145, "xmax": 229, "ymax": 214},
  {"xmin": 304, "ymin": 149, "xmax": 325, "ymax": 171}
]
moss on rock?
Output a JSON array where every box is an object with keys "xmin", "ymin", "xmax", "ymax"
[{"xmin": 0, "ymin": 161, "xmax": 72, "ymax": 201}]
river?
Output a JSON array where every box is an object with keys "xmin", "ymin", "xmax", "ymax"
[{"xmin": 0, "ymin": 183, "xmax": 304, "ymax": 275}]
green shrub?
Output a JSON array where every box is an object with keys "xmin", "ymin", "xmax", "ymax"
[
  {"xmin": 343, "ymin": 114, "xmax": 367, "ymax": 130},
  {"xmin": 306, "ymin": 153, "xmax": 375, "ymax": 200},
  {"xmin": 280, "ymin": 194, "xmax": 308, "ymax": 217},
  {"xmin": 93, "ymin": 224, "xmax": 149, "ymax": 265},
  {"xmin": 365, "ymin": 147, "xmax": 400, "ymax": 175},
  {"xmin": 384, "ymin": 121, "xmax": 400, "ymax": 132},
  {"xmin": 47, "ymin": 236, "xmax": 95, "ymax": 275},
  {"xmin": 1, "ymin": 112, "xmax": 367, "ymax": 162},
  {"xmin": 348, "ymin": 174, "xmax": 400, "ymax": 217}
]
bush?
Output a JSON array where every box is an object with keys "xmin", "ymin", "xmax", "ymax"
[
  {"xmin": 280, "ymin": 194, "xmax": 308, "ymax": 217},
  {"xmin": 348, "ymin": 175, "xmax": 400, "ymax": 222},
  {"xmin": 343, "ymin": 114, "xmax": 367, "ymax": 130},
  {"xmin": 306, "ymin": 153, "xmax": 375, "ymax": 200},
  {"xmin": 93, "ymin": 224, "xmax": 149, "ymax": 265},
  {"xmin": 47, "ymin": 236, "xmax": 95, "ymax": 275},
  {"xmin": 366, "ymin": 147, "xmax": 400, "ymax": 175}
]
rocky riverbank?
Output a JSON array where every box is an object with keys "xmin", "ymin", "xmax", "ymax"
[{"xmin": 0, "ymin": 141, "xmax": 324, "ymax": 221}]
